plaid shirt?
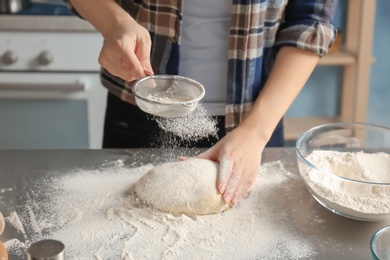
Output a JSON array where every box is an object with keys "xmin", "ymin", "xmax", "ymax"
[{"xmin": 69, "ymin": 0, "xmax": 337, "ymax": 131}]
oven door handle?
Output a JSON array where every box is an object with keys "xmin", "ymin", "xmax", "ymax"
[{"xmin": 0, "ymin": 81, "xmax": 86, "ymax": 91}]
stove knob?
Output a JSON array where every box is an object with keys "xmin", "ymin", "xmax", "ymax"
[
  {"xmin": 2, "ymin": 51, "xmax": 18, "ymax": 65},
  {"xmin": 38, "ymin": 51, "xmax": 53, "ymax": 65}
]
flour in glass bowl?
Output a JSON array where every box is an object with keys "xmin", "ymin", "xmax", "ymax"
[
  {"xmin": 307, "ymin": 150, "xmax": 390, "ymax": 182},
  {"xmin": 304, "ymin": 150, "xmax": 390, "ymax": 218},
  {"xmin": 4, "ymin": 160, "xmax": 318, "ymax": 260}
]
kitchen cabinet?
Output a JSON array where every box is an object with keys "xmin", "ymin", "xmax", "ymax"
[
  {"xmin": 0, "ymin": 16, "xmax": 107, "ymax": 149},
  {"xmin": 284, "ymin": 0, "xmax": 376, "ymax": 140}
]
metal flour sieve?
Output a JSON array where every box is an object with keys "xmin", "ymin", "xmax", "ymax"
[{"xmin": 133, "ymin": 75, "xmax": 205, "ymax": 118}]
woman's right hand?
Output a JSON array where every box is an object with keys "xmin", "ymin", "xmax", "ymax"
[
  {"xmin": 69, "ymin": 0, "xmax": 153, "ymax": 82},
  {"xmin": 98, "ymin": 17, "xmax": 154, "ymax": 82}
]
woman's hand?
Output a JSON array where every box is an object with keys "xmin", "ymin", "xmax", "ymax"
[
  {"xmin": 196, "ymin": 124, "xmax": 266, "ymax": 204},
  {"xmin": 68, "ymin": 0, "xmax": 154, "ymax": 82},
  {"xmin": 98, "ymin": 17, "xmax": 154, "ymax": 82}
]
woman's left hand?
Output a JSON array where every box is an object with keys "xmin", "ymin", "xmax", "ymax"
[{"xmin": 196, "ymin": 124, "xmax": 266, "ymax": 204}]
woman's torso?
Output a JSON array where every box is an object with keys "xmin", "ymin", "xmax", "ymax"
[{"xmin": 179, "ymin": 0, "xmax": 232, "ymax": 115}]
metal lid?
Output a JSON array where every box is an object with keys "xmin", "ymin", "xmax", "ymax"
[{"xmin": 27, "ymin": 239, "xmax": 65, "ymax": 260}]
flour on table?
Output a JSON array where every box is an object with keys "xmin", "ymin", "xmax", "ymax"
[
  {"xmin": 3, "ymin": 238, "xmax": 27, "ymax": 255},
  {"xmin": 5, "ymin": 160, "xmax": 317, "ymax": 260},
  {"xmin": 5, "ymin": 211, "xmax": 26, "ymax": 236},
  {"xmin": 304, "ymin": 150, "xmax": 390, "ymax": 217},
  {"xmin": 134, "ymin": 158, "xmax": 230, "ymax": 216}
]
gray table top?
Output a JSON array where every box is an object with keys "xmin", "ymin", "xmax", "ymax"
[{"xmin": 0, "ymin": 148, "xmax": 388, "ymax": 259}]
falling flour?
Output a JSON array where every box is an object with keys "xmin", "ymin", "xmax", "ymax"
[
  {"xmin": 4, "ymin": 160, "xmax": 317, "ymax": 260},
  {"xmin": 304, "ymin": 150, "xmax": 390, "ymax": 218},
  {"xmin": 153, "ymin": 103, "xmax": 218, "ymax": 141}
]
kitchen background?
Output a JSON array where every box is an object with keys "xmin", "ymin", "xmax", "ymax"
[
  {"xmin": 0, "ymin": 0, "xmax": 389, "ymax": 149},
  {"xmin": 285, "ymin": 0, "xmax": 388, "ymax": 146},
  {"xmin": 287, "ymin": 0, "xmax": 389, "ymax": 129},
  {"xmin": 0, "ymin": 1, "xmax": 107, "ymax": 149}
]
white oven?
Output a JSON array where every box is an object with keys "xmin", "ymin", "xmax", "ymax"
[{"xmin": 0, "ymin": 15, "xmax": 107, "ymax": 149}]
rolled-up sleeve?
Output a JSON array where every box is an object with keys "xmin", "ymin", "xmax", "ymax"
[{"xmin": 275, "ymin": 0, "xmax": 338, "ymax": 57}]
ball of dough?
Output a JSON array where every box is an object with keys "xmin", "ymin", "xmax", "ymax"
[{"xmin": 134, "ymin": 158, "xmax": 230, "ymax": 216}]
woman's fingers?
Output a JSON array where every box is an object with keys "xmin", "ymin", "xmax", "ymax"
[
  {"xmin": 231, "ymin": 169, "xmax": 256, "ymax": 203},
  {"xmin": 100, "ymin": 56, "xmax": 136, "ymax": 82},
  {"xmin": 222, "ymin": 163, "xmax": 257, "ymax": 204},
  {"xmin": 195, "ymin": 148, "xmax": 214, "ymax": 160},
  {"xmin": 135, "ymin": 37, "xmax": 154, "ymax": 76},
  {"xmin": 121, "ymin": 44, "xmax": 148, "ymax": 79},
  {"xmin": 98, "ymin": 22, "xmax": 153, "ymax": 82},
  {"xmin": 98, "ymin": 49, "xmax": 143, "ymax": 82},
  {"xmin": 98, "ymin": 42, "xmax": 135, "ymax": 81},
  {"xmin": 222, "ymin": 163, "xmax": 242, "ymax": 203},
  {"xmin": 196, "ymin": 147, "xmax": 253, "ymax": 203},
  {"xmin": 218, "ymin": 155, "xmax": 233, "ymax": 194}
]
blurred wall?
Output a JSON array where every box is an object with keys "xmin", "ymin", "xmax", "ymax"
[
  {"xmin": 368, "ymin": 0, "xmax": 390, "ymax": 127},
  {"xmin": 286, "ymin": 1, "xmax": 389, "ymax": 127}
]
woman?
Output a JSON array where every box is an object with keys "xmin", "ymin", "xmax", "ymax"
[{"xmin": 67, "ymin": 0, "xmax": 338, "ymax": 204}]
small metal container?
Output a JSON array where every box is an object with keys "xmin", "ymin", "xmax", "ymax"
[{"xmin": 28, "ymin": 239, "xmax": 65, "ymax": 260}]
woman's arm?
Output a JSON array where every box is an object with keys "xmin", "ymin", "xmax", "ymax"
[
  {"xmin": 197, "ymin": 46, "xmax": 319, "ymax": 204},
  {"xmin": 242, "ymin": 46, "xmax": 319, "ymax": 146},
  {"xmin": 198, "ymin": 0, "xmax": 337, "ymax": 204},
  {"xmin": 69, "ymin": 0, "xmax": 130, "ymax": 38},
  {"xmin": 69, "ymin": 0, "xmax": 153, "ymax": 81}
]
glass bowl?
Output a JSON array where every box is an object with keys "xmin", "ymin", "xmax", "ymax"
[
  {"xmin": 296, "ymin": 122, "xmax": 390, "ymax": 221},
  {"xmin": 133, "ymin": 75, "xmax": 205, "ymax": 118},
  {"xmin": 370, "ymin": 225, "xmax": 390, "ymax": 259}
]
